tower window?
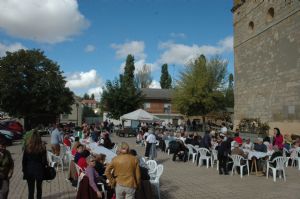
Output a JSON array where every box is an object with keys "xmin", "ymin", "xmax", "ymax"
[
  {"xmin": 267, "ymin": 7, "xmax": 275, "ymax": 21},
  {"xmin": 248, "ymin": 21, "xmax": 254, "ymax": 31}
]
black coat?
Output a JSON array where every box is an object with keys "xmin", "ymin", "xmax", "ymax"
[{"xmin": 22, "ymin": 149, "xmax": 48, "ymax": 181}]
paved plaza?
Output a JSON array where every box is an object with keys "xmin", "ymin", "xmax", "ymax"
[{"xmin": 8, "ymin": 134, "xmax": 300, "ymax": 199}]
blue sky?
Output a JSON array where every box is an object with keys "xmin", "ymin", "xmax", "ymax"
[{"xmin": 0, "ymin": 0, "xmax": 234, "ymax": 99}]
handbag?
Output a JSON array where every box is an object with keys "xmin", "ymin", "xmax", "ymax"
[{"xmin": 43, "ymin": 166, "xmax": 56, "ymax": 180}]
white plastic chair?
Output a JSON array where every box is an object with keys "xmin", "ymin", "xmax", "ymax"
[
  {"xmin": 211, "ymin": 149, "xmax": 219, "ymax": 170},
  {"xmin": 47, "ymin": 151, "xmax": 64, "ymax": 171},
  {"xmin": 266, "ymin": 156, "xmax": 286, "ymax": 182},
  {"xmin": 187, "ymin": 144, "xmax": 197, "ymax": 163},
  {"xmin": 231, "ymin": 155, "xmax": 249, "ymax": 178},
  {"xmin": 290, "ymin": 148, "xmax": 300, "ymax": 169},
  {"xmin": 197, "ymin": 148, "xmax": 211, "ymax": 168},
  {"xmin": 282, "ymin": 148, "xmax": 291, "ymax": 167},
  {"xmin": 150, "ymin": 164, "xmax": 164, "ymax": 199},
  {"xmin": 111, "ymin": 144, "xmax": 118, "ymax": 154},
  {"xmin": 75, "ymin": 163, "xmax": 85, "ymax": 190},
  {"xmin": 146, "ymin": 160, "xmax": 157, "ymax": 179}
]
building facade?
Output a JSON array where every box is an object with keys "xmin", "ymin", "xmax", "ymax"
[
  {"xmin": 141, "ymin": 88, "xmax": 183, "ymax": 125},
  {"xmin": 233, "ymin": 0, "xmax": 300, "ymax": 134},
  {"xmin": 60, "ymin": 96, "xmax": 83, "ymax": 126}
]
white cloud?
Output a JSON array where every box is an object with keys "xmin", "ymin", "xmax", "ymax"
[
  {"xmin": 170, "ymin": 32, "xmax": 186, "ymax": 39},
  {"xmin": 149, "ymin": 80, "xmax": 161, "ymax": 89},
  {"xmin": 111, "ymin": 41, "xmax": 146, "ymax": 60},
  {"xmin": 66, "ymin": 69, "xmax": 100, "ymax": 89},
  {"xmin": 0, "ymin": 42, "xmax": 26, "ymax": 56},
  {"xmin": 84, "ymin": 44, "xmax": 95, "ymax": 52},
  {"xmin": 158, "ymin": 36, "xmax": 233, "ymax": 65},
  {"xmin": 87, "ymin": 87, "xmax": 103, "ymax": 101},
  {"xmin": 0, "ymin": 0, "xmax": 89, "ymax": 43}
]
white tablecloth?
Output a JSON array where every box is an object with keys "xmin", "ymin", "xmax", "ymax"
[
  {"xmin": 244, "ymin": 149, "xmax": 274, "ymax": 160},
  {"xmin": 87, "ymin": 142, "xmax": 117, "ymax": 163}
]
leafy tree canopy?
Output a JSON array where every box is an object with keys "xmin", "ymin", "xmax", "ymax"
[
  {"xmin": 100, "ymin": 55, "xmax": 144, "ymax": 119},
  {"xmin": 173, "ymin": 55, "xmax": 227, "ymax": 117},
  {"xmin": 0, "ymin": 49, "xmax": 74, "ymax": 129}
]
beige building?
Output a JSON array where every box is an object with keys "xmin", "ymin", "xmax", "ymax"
[
  {"xmin": 232, "ymin": 0, "xmax": 300, "ymax": 134},
  {"xmin": 60, "ymin": 96, "xmax": 83, "ymax": 126}
]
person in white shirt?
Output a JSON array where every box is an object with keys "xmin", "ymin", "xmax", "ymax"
[
  {"xmin": 145, "ymin": 130, "xmax": 157, "ymax": 159},
  {"xmin": 242, "ymin": 137, "xmax": 254, "ymax": 151}
]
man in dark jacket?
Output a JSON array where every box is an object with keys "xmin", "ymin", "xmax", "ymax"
[{"xmin": 217, "ymin": 134, "xmax": 231, "ymax": 175}]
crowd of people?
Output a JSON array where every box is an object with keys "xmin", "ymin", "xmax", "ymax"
[
  {"xmin": 138, "ymin": 122, "xmax": 300, "ymax": 176},
  {"xmin": 1, "ymin": 120, "xmax": 300, "ymax": 199}
]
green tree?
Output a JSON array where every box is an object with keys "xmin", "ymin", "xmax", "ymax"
[
  {"xmin": 122, "ymin": 54, "xmax": 135, "ymax": 89},
  {"xmin": 225, "ymin": 73, "xmax": 234, "ymax": 107},
  {"xmin": 83, "ymin": 93, "xmax": 90, "ymax": 100},
  {"xmin": 160, "ymin": 64, "xmax": 172, "ymax": 89},
  {"xmin": 135, "ymin": 64, "xmax": 152, "ymax": 88},
  {"xmin": 100, "ymin": 55, "xmax": 144, "ymax": 119},
  {"xmin": 173, "ymin": 55, "xmax": 227, "ymax": 128},
  {"xmin": 90, "ymin": 93, "xmax": 95, "ymax": 100},
  {"xmin": 0, "ymin": 49, "xmax": 74, "ymax": 130},
  {"xmin": 100, "ymin": 77, "xmax": 144, "ymax": 119}
]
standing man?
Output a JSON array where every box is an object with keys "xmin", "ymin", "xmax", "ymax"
[
  {"xmin": 105, "ymin": 142, "xmax": 141, "ymax": 199},
  {"xmin": 0, "ymin": 139, "xmax": 14, "ymax": 199},
  {"xmin": 51, "ymin": 124, "xmax": 63, "ymax": 156}
]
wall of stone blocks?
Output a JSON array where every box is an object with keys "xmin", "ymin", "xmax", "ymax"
[{"xmin": 233, "ymin": 0, "xmax": 300, "ymax": 134}]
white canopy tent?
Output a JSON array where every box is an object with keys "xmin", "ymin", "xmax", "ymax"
[{"xmin": 120, "ymin": 109, "xmax": 161, "ymax": 122}]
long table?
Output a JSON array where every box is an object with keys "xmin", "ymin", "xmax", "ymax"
[{"xmin": 80, "ymin": 140, "xmax": 117, "ymax": 163}]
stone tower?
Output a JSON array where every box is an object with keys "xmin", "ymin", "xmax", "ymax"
[{"xmin": 232, "ymin": 0, "xmax": 300, "ymax": 134}]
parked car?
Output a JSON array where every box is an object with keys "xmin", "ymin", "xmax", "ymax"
[
  {"xmin": 0, "ymin": 120, "xmax": 24, "ymax": 140},
  {"xmin": 116, "ymin": 127, "xmax": 138, "ymax": 137},
  {"xmin": 0, "ymin": 130, "xmax": 14, "ymax": 146}
]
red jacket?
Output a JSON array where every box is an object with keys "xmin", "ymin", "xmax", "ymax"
[
  {"xmin": 234, "ymin": 137, "xmax": 243, "ymax": 145},
  {"xmin": 77, "ymin": 157, "xmax": 87, "ymax": 170}
]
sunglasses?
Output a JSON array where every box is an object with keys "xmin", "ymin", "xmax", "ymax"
[{"xmin": 90, "ymin": 160, "xmax": 96, "ymax": 162}]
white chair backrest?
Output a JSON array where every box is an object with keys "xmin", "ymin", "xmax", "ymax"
[
  {"xmin": 111, "ymin": 144, "xmax": 118, "ymax": 153},
  {"xmin": 212, "ymin": 149, "xmax": 218, "ymax": 159},
  {"xmin": 273, "ymin": 157, "xmax": 286, "ymax": 169},
  {"xmin": 295, "ymin": 147, "xmax": 300, "ymax": 154},
  {"xmin": 231, "ymin": 155, "xmax": 245, "ymax": 166},
  {"xmin": 165, "ymin": 140, "xmax": 170, "ymax": 148},
  {"xmin": 47, "ymin": 151, "xmax": 54, "ymax": 164},
  {"xmin": 146, "ymin": 160, "xmax": 157, "ymax": 172},
  {"xmin": 283, "ymin": 148, "xmax": 289, "ymax": 157},
  {"xmin": 155, "ymin": 164, "xmax": 164, "ymax": 181},
  {"xmin": 187, "ymin": 144, "xmax": 194, "ymax": 153},
  {"xmin": 198, "ymin": 148, "xmax": 210, "ymax": 157}
]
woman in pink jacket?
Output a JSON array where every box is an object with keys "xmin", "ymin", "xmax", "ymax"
[{"xmin": 273, "ymin": 128, "xmax": 283, "ymax": 150}]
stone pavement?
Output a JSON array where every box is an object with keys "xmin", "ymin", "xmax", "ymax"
[{"xmin": 7, "ymin": 134, "xmax": 300, "ymax": 199}]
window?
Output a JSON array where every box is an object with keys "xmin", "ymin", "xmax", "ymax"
[
  {"xmin": 144, "ymin": 103, "xmax": 151, "ymax": 109},
  {"xmin": 62, "ymin": 114, "xmax": 69, "ymax": 119},
  {"xmin": 248, "ymin": 21, "xmax": 254, "ymax": 32},
  {"xmin": 267, "ymin": 7, "xmax": 274, "ymax": 22},
  {"xmin": 164, "ymin": 104, "xmax": 171, "ymax": 113}
]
